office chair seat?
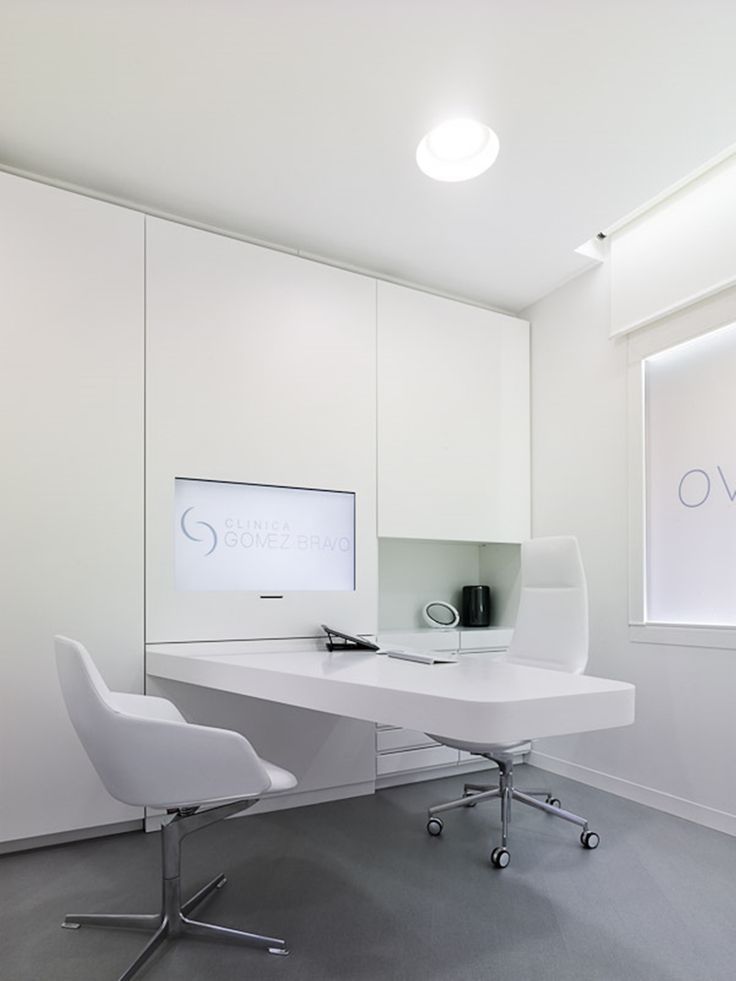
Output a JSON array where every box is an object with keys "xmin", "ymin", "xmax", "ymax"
[
  {"xmin": 425, "ymin": 537, "xmax": 600, "ymax": 869},
  {"xmin": 428, "ymin": 734, "xmax": 526, "ymax": 755},
  {"xmin": 55, "ymin": 635, "xmax": 297, "ymax": 981}
]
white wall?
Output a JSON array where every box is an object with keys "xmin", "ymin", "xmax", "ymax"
[
  {"xmin": 610, "ymin": 152, "xmax": 736, "ymax": 336},
  {"xmin": 526, "ymin": 261, "xmax": 736, "ymax": 835}
]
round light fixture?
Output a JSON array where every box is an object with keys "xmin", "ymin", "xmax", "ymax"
[{"xmin": 416, "ymin": 118, "xmax": 500, "ymax": 182}]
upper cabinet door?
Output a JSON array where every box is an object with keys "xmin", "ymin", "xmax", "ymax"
[
  {"xmin": 146, "ymin": 218, "xmax": 377, "ymax": 642},
  {"xmin": 377, "ymin": 282, "xmax": 530, "ymax": 543}
]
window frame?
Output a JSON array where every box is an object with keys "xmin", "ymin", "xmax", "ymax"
[{"xmin": 627, "ymin": 282, "xmax": 736, "ymax": 648}]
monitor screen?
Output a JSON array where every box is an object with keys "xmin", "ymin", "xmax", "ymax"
[
  {"xmin": 174, "ymin": 477, "xmax": 355, "ymax": 593},
  {"xmin": 175, "ymin": 477, "xmax": 356, "ymax": 592}
]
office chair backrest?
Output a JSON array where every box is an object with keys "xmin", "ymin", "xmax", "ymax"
[
  {"xmin": 506, "ymin": 536, "xmax": 588, "ymax": 675},
  {"xmin": 55, "ymin": 635, "xmax": 272, "ymax": 808}
]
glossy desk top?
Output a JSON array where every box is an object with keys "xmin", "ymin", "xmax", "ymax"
[{"xmin": 147, "ymin": 643, "xmax": 635, "ymax": 745}]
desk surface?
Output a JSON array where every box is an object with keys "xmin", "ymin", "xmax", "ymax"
[{"xmin": 147, "ymin": 644, "xmax": 635, "ymax": 745}]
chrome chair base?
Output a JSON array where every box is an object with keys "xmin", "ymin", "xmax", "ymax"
[
  {"xmin": 427, "ymin": 753, "xmax": 599, "ymax": 867},
  {"xmin": 61, "ymin": 800, "xmax": 288, "ymax": 981}
]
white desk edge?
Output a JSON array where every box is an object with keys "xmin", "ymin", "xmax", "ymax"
[{"xmin": 146, "ymin": 644, "xmax": 635, "ymax": 746}]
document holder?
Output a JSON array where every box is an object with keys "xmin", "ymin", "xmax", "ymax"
[{"xmin": 321, "ymin": 624, "xmax": 380, "ymax": 653}]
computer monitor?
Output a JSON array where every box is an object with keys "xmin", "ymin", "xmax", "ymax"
[{"xmin": 174, "ymin": 477, "xmax": 356, "ymax": 592}]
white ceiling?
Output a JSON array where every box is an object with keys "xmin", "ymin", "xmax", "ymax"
[{"xmin": 2, "ymin": 0, "xmax": 736, "ymax": 314}]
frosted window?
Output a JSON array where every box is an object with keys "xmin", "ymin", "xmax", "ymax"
[{"xmin": 645, "ymin": 322, "xmax": 736, "ymax": 624}]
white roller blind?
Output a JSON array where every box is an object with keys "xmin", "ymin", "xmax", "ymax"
[
  {"xmin": 611, "ymin": 155, "xmax": 736, "ymax": 337},
  {"xmin": 645, "ymin": 321, "xmax": 736, "ymax": 625}
]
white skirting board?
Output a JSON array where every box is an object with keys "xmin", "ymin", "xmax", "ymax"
[
  {"xmin": 529, "ymin": 750, "xmax": 736, "ymax": 838},
  {"xmin": 0, "ymin": 819, "xmax": 144, "ymax": 856}
]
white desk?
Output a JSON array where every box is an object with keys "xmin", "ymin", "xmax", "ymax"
[{"xmin": 146, "ymin": 644, "xmax": 634, "ymax": 745}]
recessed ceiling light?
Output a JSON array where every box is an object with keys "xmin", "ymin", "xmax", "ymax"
[{"xmin": 416, "ymin": 118, "xmax": 500, "ymax": 182}]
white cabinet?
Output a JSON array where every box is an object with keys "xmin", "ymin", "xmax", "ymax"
[
  {"xmin": 379, "ymin": 628, "xmax": 460, "ymax": 651},
  {"xmin": 0, "ymin": 172, "xmax": 531, "ymax": 845},
  {"xmin": 145, "ymin": 217, "xmax": 378, "ymax": 643},
  {"xmin": 378, "ymin": 627, "xmax": 512, "ymax": 652},
  {"xmin": 459, "ymin": 627, "xmax": 514, "ymax": 651},
  {"xmin": 0, "ymin": 172, "xmax": 144, "ymax": 844},
  {"xmin": 144, "ymin": 220, "xmax": 379, "ymax": 801},
  {"xmin": 376, "ymin": 744, "xmax": 460, "ymax": 777},
  {"xmin": 376, "ymin": 728, "xmax": 438, "ymax": 752},
  {"xmin": 377, "ymin": 281, "xmax": 530, "ymax": 543}
]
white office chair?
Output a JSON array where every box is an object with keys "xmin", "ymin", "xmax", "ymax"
[
  {"xmin": 55, "ymin": 636, "xmax": 297, "ymax": 981},
  {"xmin": 425, "ymin": 536, "xmax": 600, "ymax": 868}
]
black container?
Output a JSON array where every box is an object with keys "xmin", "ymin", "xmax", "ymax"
[{"xmin": 461, "ymin": 585, "xmax": 492, "ymax": 627}]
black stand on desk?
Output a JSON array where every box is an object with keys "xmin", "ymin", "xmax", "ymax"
[{"xmin": 321, "ymin": 624, "xmax": 380, "ymax": 653}]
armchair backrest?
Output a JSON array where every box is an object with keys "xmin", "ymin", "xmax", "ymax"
[
  {"xmin": 506, "ymin": 536, "xmax": 588, "ymax": 675},
  {"xmin": 55, "ymin": 636, "xmax": 271, "ymax": 808}
]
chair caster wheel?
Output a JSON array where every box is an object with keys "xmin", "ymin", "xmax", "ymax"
[
  {"xmin": 426, "ymin": 817, "xmax": 444, "ymax": 837},
  {"xmin": 462, "ymin": 792, "xmax": 478, "ymax": 808},
  {"xmin": 490, "ymin": 847, "xmax": 510, "ymax": 869},
  {"xmin": 581, "ymin": 830, "xmax": 600, "ymax": 849},
  {"xmin": 547, "ymin": 797, "xmax": 561, "ymax": 808}
]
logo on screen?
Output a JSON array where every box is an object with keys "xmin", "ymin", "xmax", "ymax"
[{"xmin": 180, "ymin": 507, "xmax": 218, "ymax": 555}]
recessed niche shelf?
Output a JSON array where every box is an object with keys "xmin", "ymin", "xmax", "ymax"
[{"xmin": 378, "ymin": 538, "xmax": 520, "ymax": 631}]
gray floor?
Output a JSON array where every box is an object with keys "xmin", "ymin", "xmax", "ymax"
[{"xmin": 2, "ymin": 766, "xmax": 736, "ymax": 981}]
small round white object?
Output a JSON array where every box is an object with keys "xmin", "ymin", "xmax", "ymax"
[{"xmin": 422, "ymin": 600, "xmax": 460, "ymax": 629}]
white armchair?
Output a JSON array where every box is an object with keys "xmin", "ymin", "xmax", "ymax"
[{"xmin": 55, "ymin": 635, "xmax": 296, "ymax": 981}]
